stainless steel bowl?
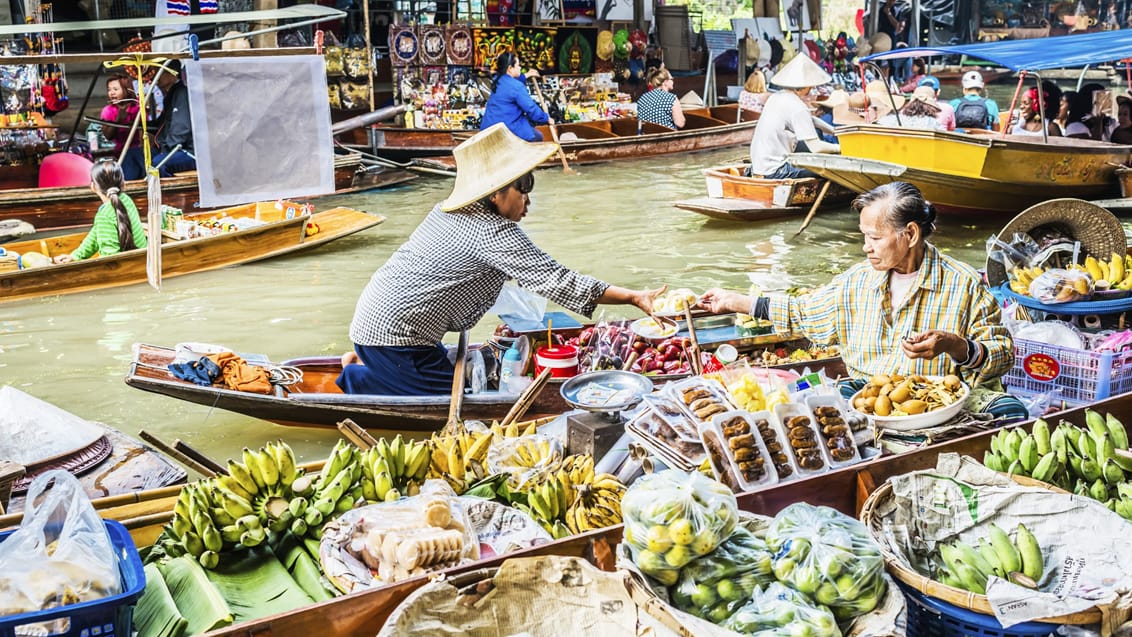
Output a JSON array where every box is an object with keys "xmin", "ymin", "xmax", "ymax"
[{"xmin": 559, "ymin": 370, "xmax": 654, "ymax": 413}]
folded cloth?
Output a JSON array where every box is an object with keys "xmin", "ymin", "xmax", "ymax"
[
  {"xmin": 206, "ymin": 351, "xmax": 273, "ymax": 394},
  {"xmin": 169, "ymin": 357, "xmax": 224, "ymax": 386}
]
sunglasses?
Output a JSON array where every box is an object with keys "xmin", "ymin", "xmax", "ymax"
[{"xmin": 511, "ymin": 172, "xmax": 535, "ymax": 194}]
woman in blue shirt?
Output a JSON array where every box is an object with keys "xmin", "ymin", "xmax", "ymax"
[{"xmin": 480, "ymin": 52, "xmax": 549, "ymax": 142}]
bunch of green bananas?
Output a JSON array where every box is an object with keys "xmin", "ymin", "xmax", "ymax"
[
  {"xmin": 983, "ymin": 411, "xmax": 1132, "ymax": 519},
  {"xmin": 358, "ymin": 434, "xmax": 431, "ymax": 504},
  {"xmin": 287, "ymin": 439, "xmax": 362, "ymax": 539},
  {"xmin": 937, "ymin": 523, "xmax": 1043, "ymax": 595}
]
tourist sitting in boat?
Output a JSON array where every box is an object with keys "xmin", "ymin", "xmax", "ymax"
[
  {"xmin": 1011, "ymin": 85, "xmax": 1061, "ymax": 138},
  {"xmin": 337, "ymin": 124, "xmax": 664, "ymax": 396},
  {"xmin": 876, "ymin": 86, "xmax": 945, "ymax": 131},
  {"xmin": 1054, "ymin": 90, "xmax": 1075, "ymax": 135},
  {"xmin": 636, "ymin": 67, "xmax": 685, "ymax": 130},
  {"xmin": 1065, "ymin": 84, "xmax": 1117, "ymax": 141},
  {"xmin": 52, "ymin": 160, "xmax": 147, "ymax": 264},
  {"xmin": 898, "ymin": 57, "xmax": 927, "ymax": 94},
  {"xmin": 737, "ymin": 70, "xmax": 769, "ymax": 114},
  {"xmin": 812, "ymin": 90, "xmax": 846, "ymax": 143},
  {"xmin": 99, "ymin": 75, "xmax": 141, "ymax": 155},
  {"xmin": 950, "ymin": 71, "xmax": 1000, "ymax": 131},
  {"xmin": 122, "ymin": 59, "xmax": 196, "ymax": 180},
  {"xmin": 698, "ymin": 181, "xmax": 1025, "ymax": 422},
  {"xmin": 480, "ymin": 52, "xmax": 549, "ymax": 143},
  {"xmin": 1111, "ymin": 94, "xmax": 1132, "ymax": 145},
  {"xmin": 916, "ymin": 76, "xmax": 955, "ymax": 131},
  {"xmin": 747, "ymin": 54, "xmax": 839, "ymax": 180}
]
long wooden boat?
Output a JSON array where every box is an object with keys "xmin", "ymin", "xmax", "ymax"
[
  {"xmin": 0, "ymin": 153, "xmax": 413, "ymax": 232},
  {"xmin": 674, "ymin": 163, "xmax": 856, "ymax": 221},
  {"xmin": 0, "ymin": 201, "xmax": 384, "ymax": 303},
  {"xmin": 1, "ymin": 392, "xmax": 1117, "ymax": 636},
  {"xmin": 376, "ymin": 105, "xmax": 758, "ymax": 166},
  {"xmin": 789, "ymin": 127, "xmax": 1132, "ymax": 215},
  {"xmin": 125, "ymin": 331, "xmax": 833, "ymax": 431}
]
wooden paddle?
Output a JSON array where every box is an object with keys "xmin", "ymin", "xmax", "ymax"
[
  {"xmin": 499, "ymin": 367, "xmax": 553, "ymax": 431},
  {"xmin": 794, "ymin": 180, "xmax": 832, "ymax": 237},
  {"xmin": 682, "ymin": 305, "xmax": 703, "ymax": 375},
  {"xmin": 441, "ymin": 331, "xmax": 470, "ymax": 437},
  {"xmin": 531, "ymin": 81, "xmax": 578, "ymax": 175}
]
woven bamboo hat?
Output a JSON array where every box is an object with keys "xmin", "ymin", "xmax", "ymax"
[
  {"xmin": 868, "ymin": 32, "xmax": 893, "ymax": 54},
  {"xmin": 986, "ymin": 198, "xmax": 1128, "ymax": 287},
  {"xmin": 770, "ymin": 53, "xmax": 831, "ymax": 89},
  {"xmin": 440, "ymin": 124, "xmax": 557, "ymax": 211}
]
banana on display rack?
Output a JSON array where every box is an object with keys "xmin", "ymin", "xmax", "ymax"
[{"xmin": 936, "ymin": 523, "xmax": 1044, "ymax": 594}]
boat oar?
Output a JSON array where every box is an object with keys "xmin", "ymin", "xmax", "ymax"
[
  {"xmin": 441, "ymin": 330, "xmax": 470, "ymax": 438},
  {"xmin": 794, "ymin": 180, "xmax": 833, "ymax": 237},
  {"xmin": 531, "ymin": 82, "xmax": 578, "ymax": 175},
  {"xmin": 336, "ymin": 418, "xmax": 379, "ymax": 450},
  {"xmin": 139, "ymin": 430, "xmax": 220, "ymax": 477},
  {"xmin": 681, "ymin": 305, "xmax": 703, "ymax": 375}
]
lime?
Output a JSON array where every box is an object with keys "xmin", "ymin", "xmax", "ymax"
[
  {"xmin": 646, "ymin": 524, "xmax": 673, "ymax": 553},
  {"xmin": 664, "ymin": 544, "xmax": 693, "ymax": 568},
  {"xmin": 689, "ymin": 582, "xmax": 718, "ymax": 608},
  {"xmin": 669, "ymin": 518, "xmax": 694, "ymax": 545}
]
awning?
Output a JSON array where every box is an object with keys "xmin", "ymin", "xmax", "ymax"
[
  {"xmin": 0, "ymin": 4, "xmax": 345, "ymax": 36},
  {"xmin": 861, "ymin": 29, "xmax": 1132, "ymax": 71}
]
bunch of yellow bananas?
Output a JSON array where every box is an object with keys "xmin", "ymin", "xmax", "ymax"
[
  {"xmin": 1079, "ymin": 253, "xmax": 1132, "ymax": 290},
  {"xmin": 428, "ymin": 420, "xmax": 542, "ymax": 493},
  {"xmin": 564, "ymin": 472, "xmax": 625, "ymax": 534},
  {"xmin": 1008, "ymin": 266, "xmax": 1046, "ymax": 295}
]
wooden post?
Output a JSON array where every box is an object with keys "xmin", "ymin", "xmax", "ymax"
[
  {"xmin": 364, "ymin": 0, "xmax": 374, "ymax": 112},
  {"xmin": 253, "ymin": 0, "xmax": 279, "ymax": 49}
]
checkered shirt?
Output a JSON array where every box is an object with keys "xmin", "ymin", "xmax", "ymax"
[{"xmin": 349, "ymin": 203, "xmax": 609, "ymax": 347}]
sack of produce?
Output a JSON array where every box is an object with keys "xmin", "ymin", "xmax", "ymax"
[
  {"xmin": 0, "ymin": 470, "xmax": 122, "ymax": 617},
  {"xmin": 622, "ymin": 470, "xmax": 739, "ymax": 585},
  {"xmin": 1028, "ymin": 268, "xmax": 1092, "ymax": 303},
  {"xmin": 722, "ymin": 581, "xmax": 841, "ymax": 637},
  {"xmin": 765, "ymin": 503, "xmax": 886, "ymax": 620},
  {"xmin": 668, "ymin": 525, "xmax": 777, "ymax": 622}
]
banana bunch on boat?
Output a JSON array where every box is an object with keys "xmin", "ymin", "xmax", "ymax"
[
  {"xmin": 936, "ymin": 523, "xmax": 1043, "ymax": 594},
  {"xmin": 355, "ymin": 435, "xmax": 431, "ymax": 504},
  {"xmin": 512, "ymin": 454, "xmax": 626, "ymax": 539},
  {"xmin": 982, "ymin": 411, "xmax": 1132, "ymax": 521},
  {"xmin": 1076, "ymin": 253, "xmax": 1132, "ymax": 291},
  {"xmin": 427, "ymin": 419, "xmax": 543, "ymax": 494}
]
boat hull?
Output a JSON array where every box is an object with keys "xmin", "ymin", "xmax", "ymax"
[{"xmin": 674, "ymin": 164, "xmax": 855, "ymax": 221}]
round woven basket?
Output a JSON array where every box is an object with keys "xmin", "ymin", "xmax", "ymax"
[{"xmin": 859, "ymin": 474, "xmax": 1102, "ymax": 625}]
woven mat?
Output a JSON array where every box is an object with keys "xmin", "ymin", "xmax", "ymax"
[{"xmin": 11, "ymin": 435, "xmax": 113, "ymax": 494}]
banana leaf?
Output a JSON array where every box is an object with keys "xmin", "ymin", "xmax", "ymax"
[
  {"xmin": 134, "ymin": 563, "xmax": 188, "ymax": 637},
  {"xmin": 272, "ymin": 532, "xmax": 337, "ymax": 602},
  {"xmin": 204, "ymin": 546, "xmax": 315, "ymax": 622},
  {"xmin": 158, "ymin": 556, "xmax": 233, "ymax": 635}
]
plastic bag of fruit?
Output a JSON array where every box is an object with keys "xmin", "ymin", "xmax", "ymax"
[
  {"xmin": 1028, "ymin": 268, "xmax": 1092, "ymax": 304},
  {"xmin": 668, "ymin": 525, "xmax": 777, "ymax": 623},
  {"xmin": 765, "ymin": 503, "xmax": 886, "ymax": 620},
  {"xmin": 721, "ymin": 582, "xmax": 841, "ymax": 637},
  {"xmin": 486, "ymin": 434, "xmax": 563, "ymax": 490},
  {"xmin": 622, "ymin": 470, "xmax": 739, "ymax": 586}
]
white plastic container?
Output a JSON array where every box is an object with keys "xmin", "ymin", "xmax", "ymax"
[
  {"xmin": 666, "ymin": 377, "xmax": 736, "ymax": 425},
  {"xmin": 642, "ymin": 393, "xmax": 700, "ymax": 441},
  {"xmin": 772, "ymin": 402, "xmax": 831, "ymax": 476},
  {"xmin": 745, "ymin": 409, "xmax": 801, "ymax": 483},
  {"xmin": 709, "ymin": 410, "xmax": 780, "ymax": 492},
  {"xmin": 698, "ymin": 424, "xmax": 743, "ymax": 491},
  {"xmin": 804, "ymin": 394, "xmax": 863, "ymax": 469}
]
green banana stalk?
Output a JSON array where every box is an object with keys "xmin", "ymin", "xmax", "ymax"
[
  {"xmin": 1103, "ymin": 459, "xmax": 1125, "ymax": 485},
  {"xmin": 1019, "ymin": 436, "xmax": 1038, "ymax": 473},
  {"xmin": 1050, "ymin": 426, "xmax": 1068, "ymax": 465},
  {"xmin": 1085, "ymin": 409, "xmax": 1109, "ymax": 440},
  {"xmin": 984, "ymin": 451, "xmax": 1004, "ymax": 473},
  {"xmin": 1030, "ymin": 452, "xmax": 1059, "ymax": 483}
]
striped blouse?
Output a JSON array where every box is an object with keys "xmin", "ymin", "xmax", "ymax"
[
  {"xmin": 71, "ymin": 194, "xmax": 148, "ymax": 260},
  {"xmin": 767, "ymin": 245, "xmax": 1013, "ymax": 386}
]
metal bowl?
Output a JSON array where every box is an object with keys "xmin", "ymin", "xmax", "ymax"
[{"xmin": 559, "ymin": 370, "xmax": 654, "ymax": 413}]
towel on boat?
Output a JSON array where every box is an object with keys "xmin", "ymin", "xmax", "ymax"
[{"xmin": 206, "ymin": 351, "xmax": 273, "ymax": 394}]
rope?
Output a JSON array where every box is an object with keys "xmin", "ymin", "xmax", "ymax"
[{"xmin": 267, "ymin": 365, "xmax": 304, "ymax": 386}]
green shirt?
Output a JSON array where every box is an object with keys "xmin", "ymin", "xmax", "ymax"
[{"xmin": 71, "ymin": 193, "xmax": 148, "ymax": 260}]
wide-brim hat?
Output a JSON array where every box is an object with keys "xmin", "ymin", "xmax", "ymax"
[
  {"xmin": 865, "ymin": 79, "xmax": 905, "ymax": 109},
  {"xmin": 985, "ymin": 198, "xmax": 1128, "ymax": 287},
  {"xmin": 770, "ymin": 53, "xmax": 832, "ymax": 89},
  {"xmin": 868, "ymin": 32, "xmax": 893, "ymax": 54},
  {"xmin": 815, "ymin": 89, "xmax": 850, "ymax": 110},
  {"xmin": 440, "ymin": 123, "xmax": 557, "ymax": 212}
]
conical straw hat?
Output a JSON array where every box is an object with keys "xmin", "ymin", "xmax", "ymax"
[
  {"xmin": 770, "ymin": 53, "xmax": 831, "ymax": 88},
  {"xmin": 865, "ymin": 79, "xmax": 905, "ymax": 109},
  {"xmin": 440, "ymin": 124, "xmax": 557, "ymax": 212}
]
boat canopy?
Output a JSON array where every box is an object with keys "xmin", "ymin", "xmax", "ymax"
[
  {"xmin": 861, "ymin": 29, "xmax": 1132, "ymax": 72},
  {"xmin": 0, "ymin": 4, "xmax": 344, "ymax": 36}
]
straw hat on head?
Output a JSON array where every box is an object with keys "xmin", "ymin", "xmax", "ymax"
[
  {"xmin": 985, "ymin": 198, "xmax": 1128, "ymax": 287},
  {"xmin": 856, "ymin": 41, "xmax": 873, "ymax": 58},
  {"xmin": 865, "ymin": 79, "xmax": 905, "ymax": 109},
  {"xmin": 770, "ymin": 53, "xmax": 832, "ymax": 89},
  {"xmin": 910, "ymin": 85, "xmax": 938, "ymax": 105},
  {"xmin": 868, "ymin": 32, "xmax": 893, "ymax": 54},
  {"xmin": 440, "ymin": 124, "xmax": 557, "ymax": 212}
]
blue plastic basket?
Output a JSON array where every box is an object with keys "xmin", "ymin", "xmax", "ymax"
[
  {"xmin": 0, "ymin": 519, "xmax": 146, "ymax": 637},
  {"xmin": 899, "ymin": 582, "xmax": 1060, "ymax": 637}
]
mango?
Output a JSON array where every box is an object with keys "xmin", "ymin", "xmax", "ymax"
[
  {"xmin": 874, "ymin": 394, "xmax": 892, "ymax": 416},
  {"xmin": 900, "ymin": 399, "xmax": 928, "ymax": 414},
  {"xmin": 888, "ymin": 380, "xmax": 912, "ymax": 404}
]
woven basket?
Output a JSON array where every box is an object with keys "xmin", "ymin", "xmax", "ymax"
[{"xmin": 859, "ymin": 474, "xmax": 1101, "ymax": 625}]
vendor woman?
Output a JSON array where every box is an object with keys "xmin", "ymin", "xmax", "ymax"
[
  {"xmin": 699, "ymin": 182, "xmax": 1026, "ymax": 421},
  {"xmin": 338, "ymin": 124, "xmax": 665, "ymax": 395},
  {"xmin": 480, "ymin": 52, "xmax": 550, "ymax": 143}
]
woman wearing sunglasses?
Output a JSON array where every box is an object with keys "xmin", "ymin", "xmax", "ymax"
[{"xmin": 337, "ymin": 124, "xmax": 665, "ymax": 395}]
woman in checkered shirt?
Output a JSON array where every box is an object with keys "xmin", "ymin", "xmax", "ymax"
[{"xmin": 337, "ymin": 124, "xmax": 665, "ymax": 396}]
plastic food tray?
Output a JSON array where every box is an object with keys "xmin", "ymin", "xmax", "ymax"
[
  {"xmin": 804, "ymin": 394, "xmax": 863, "ymax": 469},
  {"xmin": 641, "ymin": 393, "xmax": 701, "ymax": 442},
  {"xmin": 625, "ymin": 412, "xmax": 704, "ymax": 470},
  {"xmin": 708, "ymin": 410, "xmax": 780, "ymax": 492},
  {"xmin": 745, "ymin": 409, "xmax": 801, "ymax": 483},
  {"xmin": 665, "ymin": 377, "xmax": 736, "ymax": 426},
  {"xmin": 698, "ymin": 425, "xmax": 744, "ymax": 491},
  {"xmin": 772, "ymin": 402, "xmax": 831, "ymax": 476}
]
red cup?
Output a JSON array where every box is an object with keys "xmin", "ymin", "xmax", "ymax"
[{"xmin": 534, "ymin": 344, "xmax": 580, "ymax": 378}]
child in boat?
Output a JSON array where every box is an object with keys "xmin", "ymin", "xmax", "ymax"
[
  {"xmin": 99, "ymin": 75, "xmax": 141, "ymax": 155},
  {"xmin": 53, "ymin": 160, "xmax": 147, "ymax": 264}
]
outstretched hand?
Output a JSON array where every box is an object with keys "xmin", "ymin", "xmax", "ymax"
[
  {"xmin": 698, "ymin": 288, "xmax": 752, "ymax": 314},
  {"xmin": 634, "ymin": 284, "xmax": 668, "ymax": 315}
]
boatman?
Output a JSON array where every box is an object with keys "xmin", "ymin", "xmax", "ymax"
[{"xmin": 748, "ymin": 54, "xmax": 840, "ymax": 179}]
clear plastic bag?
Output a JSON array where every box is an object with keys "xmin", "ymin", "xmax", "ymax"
[
  {"xmin": 668, "ymin": 525, "xmax": 776, "ymax": 623},
  {"xmin": 621, "ymin": 470, "xmax": 739, "ymax": 586},
  {"xmin": 721, "ymin": 581, "xmax": 841, "ymax": 637},
  {"xmin": 765, "ymin": 502, "xmax": 886, "ymax": 620},
  {"xmin": 1028, "ymin": 268, "xmax": 1092, "ymax": 304},
  {"xmin": 0, "ymin": 470, "xmax": 122, "ymax": 616},
  {"xmin": 488, "ymin": 281, "xmax": 548, "ymax": 325},
  {"xmin": 486, "ymin": 434, "xmax": 563, "ymax": 490}
]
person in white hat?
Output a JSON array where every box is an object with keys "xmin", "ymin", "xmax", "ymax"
[
  {"xmin": 747, "ymin": 54, "xmax": 840, "ymax": 179},
  {"xmin": 338, "ymin": 124, "xmax": 666, "ymax": 396},
  {"xmin": 949, "ymin": 71, "xmax": 1000, "ymax": 130}
]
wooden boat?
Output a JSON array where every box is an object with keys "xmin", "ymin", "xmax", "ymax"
[
  {"xmin": 376, "ymin": 105, "xmax": 759, "ymax": 166},
  {"xmin": 1, "ymin": 391, "xmax": 1119, "ymax": 636},
  {"xmin": 0, "ymin": 201, "xmax": 384, "ymax": 303},
  {"xmin": 789, "ymin": 129, "xmax": 1132, "ymax": 215},
  {"xmin": 0, "ymin": 154, "xmax": 413, "ymax": 232},
  {"xmin": 931, "ymin": 67, "xmax": 1013, "ymax": 85},
  {"xmin": 674, "ymin": 163, "xmax": 856, "ymax": 221},
  {"xmin": 125, "ymin": 330, "xmax": 835, "ymax": 431}
]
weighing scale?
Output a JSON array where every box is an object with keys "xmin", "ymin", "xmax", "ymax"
[{"xmin": 559, "ymin": 370, "xmax": 653, "ymax": 460}]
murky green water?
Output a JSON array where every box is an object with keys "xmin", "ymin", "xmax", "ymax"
[{"xmin": 0, "ymin": 146, "xmax": 1029, "ymax": 467}]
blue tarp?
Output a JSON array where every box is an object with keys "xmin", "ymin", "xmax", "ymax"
[{"xmin": 861, "ymin": 30, "xmax": 1132, "ymax": 72}]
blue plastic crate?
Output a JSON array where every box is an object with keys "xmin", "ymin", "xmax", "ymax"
[
  {"xmin": 899, "ymin": 582, "xmax": 1060, "ymax": 637},
  {"xmin": 0, "ymin": 519, "xmax": 145, "ymax": 637},
  {"xmin": 1003, "ymin": 337, "xmax": 1132, "ymax": 406}
]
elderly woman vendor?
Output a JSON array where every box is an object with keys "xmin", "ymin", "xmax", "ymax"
[
  {"xmin": 700, "ymin": 182, "xmax": 1026, "ymax": 421},
  {"xmin": 338, "ymin": 123, "xmax": 664, "ymax": 395}
]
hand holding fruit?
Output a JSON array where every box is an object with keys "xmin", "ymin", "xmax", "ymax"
[
  {"xmin": 901, "ymin": 330, "xmax": 968, "ymax": 362},
  {"xmin": 634, "ymin": 284, "xmax": 667, "ymax": 316},
  {"xmin": 698, "ymin": 288, "xmax": 752, "ymax": 314}
]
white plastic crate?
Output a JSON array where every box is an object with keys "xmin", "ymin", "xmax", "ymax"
[{"xmin": 1003, "ymin": 337, "xmax": 1132, "ymax": 405}]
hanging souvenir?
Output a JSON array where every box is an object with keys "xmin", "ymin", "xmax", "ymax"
[
  {"xmin": 389, "ymin": 25, "xmax": 419, "ymax": 67},
  {"xmin": 595, "ymin": 30, "xmax": 614, "ymax": 73},
  {"xmin": 446, "ymin": 26, "xmax": 474, "ymax": 65},
  {"xmin": 472, "ymin": 28, "xmax": 514, "ymax": 70},
  {"xmin": 419, "ymin": 25, "xmax": 446, "ymax": 65},
  {"xmin": 324, "ymin": 32, "xmax": 344, "ymax": 75},
  {"xmin": 515, "ymin": 28, "xmax": 556, "ymax": 74},
  {"xmin": 344, "ymin": 46, "xmax": 372, "ymax": 78},
  {"xmin": 554, "ymin": 29, "xmax": 596, "ymax": 75}
]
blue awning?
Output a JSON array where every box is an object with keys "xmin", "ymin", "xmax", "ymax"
[{"xmin": 861, "ymin": 30, "xmax": 1132, "ymax": 71}]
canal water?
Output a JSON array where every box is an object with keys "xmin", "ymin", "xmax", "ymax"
[{"xmin": 0, "ymin": 145, "xmax": 1053, "ymax": 467}]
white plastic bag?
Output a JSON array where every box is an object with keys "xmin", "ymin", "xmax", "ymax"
[{"xmin": 489, "ymin": 281, "xmax": 548, "ymax": 324}]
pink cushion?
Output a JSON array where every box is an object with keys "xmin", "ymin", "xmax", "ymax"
[{"xmin": 38, "ymin": 153, "xmax": 94, "ymax": 188}]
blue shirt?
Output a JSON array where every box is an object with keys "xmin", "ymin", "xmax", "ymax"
[
  {"xmin": 949, "ymin": 93, "xmax": 1000, "ymax": 130},
  {"xmin": 480, "ymin": 74, "xmax": 549, "ymax": 142}
]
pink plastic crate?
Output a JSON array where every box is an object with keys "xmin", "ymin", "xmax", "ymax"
[{"xmin": 1003, "ymin": 337, "xmax": 1132, "ymax": 406}]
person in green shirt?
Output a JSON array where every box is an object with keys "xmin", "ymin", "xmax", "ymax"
[{"xmin": 53, "ymin": 160, "xmax": 147, "ymax": 264}]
